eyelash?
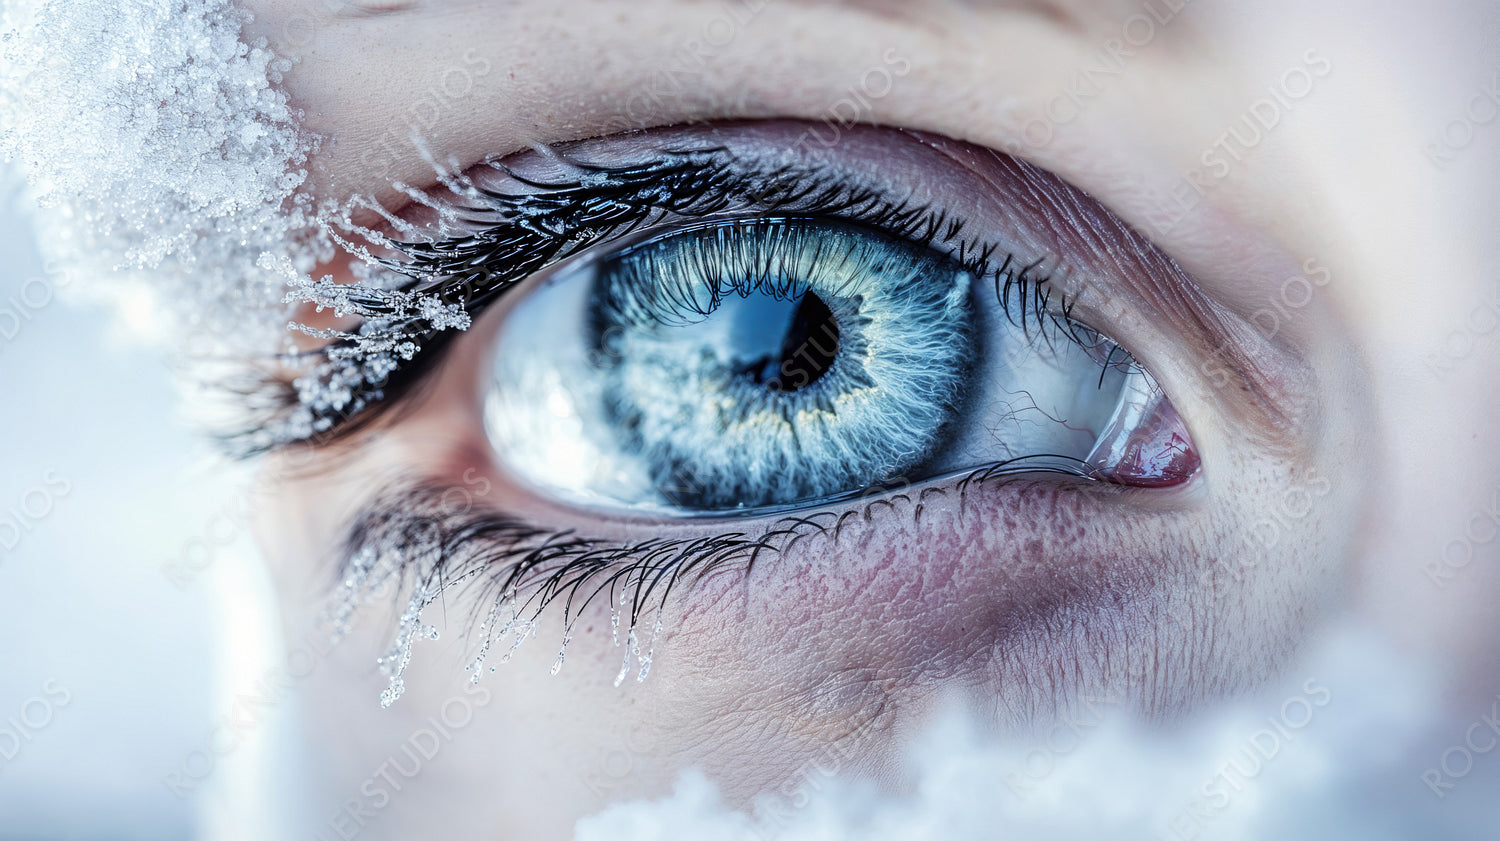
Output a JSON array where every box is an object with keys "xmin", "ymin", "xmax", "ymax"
[{"xmin": 333, "ymin": 481, "xmax": 790, "ymax": 705}]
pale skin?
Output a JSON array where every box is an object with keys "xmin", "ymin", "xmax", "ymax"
[{"xmin": 236, "ymin": 0, "xmax": 1500, "ymax": 837}]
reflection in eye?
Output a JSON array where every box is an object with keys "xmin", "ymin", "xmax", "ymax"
[{"xmin": 486, "ymin": 216, "xmax": 1200, "ymax": 515}]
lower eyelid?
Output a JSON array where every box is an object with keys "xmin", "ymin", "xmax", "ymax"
[{"xmin": 327, "ymin": 457, "xmax": 1213, "ymax": 712}]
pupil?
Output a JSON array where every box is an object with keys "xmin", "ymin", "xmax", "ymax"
[
  {"xmin": 774, "ymin": 291, "xmax": 840, "ymax": 391},
  {"xmin": 738, "ymin": 291, "xmax": 840, "ymax": 392}
]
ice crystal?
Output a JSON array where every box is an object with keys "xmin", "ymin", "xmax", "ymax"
[
  {"xmin": 550, "ymin": 631, "xmax": 573, "ymax": 676},
  {"xmin": 324, "ymin": 545, "xmax": 381, "ymax": 644},
  {"xmin": 637, "ymin": 616, "xmax": 663, "ymax": 683},
  {"xmin": 0, "ymin": 0, "xmax": 317, "ymax": 350},
  {"xmin": 323, "ymin": 504, "xmax": 678, "ymax": 705},
  {"xmin": 376, "ymin": 579, "xmax": 444, "ymax": 709},
  {"xmin": 615, "ymin": 627, "xmax": 639, "ymax": 689},
  {"xmin": 465, "ymin": 599, "xmax": 508, "ymax": 685}
]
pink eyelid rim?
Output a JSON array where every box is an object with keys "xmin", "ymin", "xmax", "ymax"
[{"xmin": 1088, "ymin": 390, "xmax": 1201, "ymax": 488}]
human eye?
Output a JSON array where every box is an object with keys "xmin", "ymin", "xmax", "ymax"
[
  {"xmin": 294, "ymin": 119, "xmax": 1284, "ymax": 708},
  {"xmin": 483, "ymin": 161, "xmax": 1197, "ymax": 517}
]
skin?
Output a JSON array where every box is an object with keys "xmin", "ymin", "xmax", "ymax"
[{"xmin": 235, "ymin": 0, "xmax": 1500, "ymax": 837}]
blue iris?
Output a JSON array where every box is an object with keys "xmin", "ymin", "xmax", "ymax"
[{"xmin": 591, "ymin": 218, "xmax": 975, "ymax": 509}]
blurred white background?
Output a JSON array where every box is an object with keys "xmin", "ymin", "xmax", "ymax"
[{"xmin": 0, "ymin": 193, "xmax": 296, "ymax": 839}]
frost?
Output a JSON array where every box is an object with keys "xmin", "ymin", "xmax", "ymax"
[
  {"xmin": 0, "ymin": 0, "xmax": 319, "ymax": 351},
  {"xmin": 0, "ymin": 0, "xmax": 475, "ymax": 451},
  {"xmin": 283, "ymin": 274, "xmax": 472, "ymax": 336}
]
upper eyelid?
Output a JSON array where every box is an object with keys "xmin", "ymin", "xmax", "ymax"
[
  {"xmin": 405, "ymin": 153, "xmax": 1066, "ymax": 335},
  {"xmin": 386, "ymin": 150, "xmax": 1018, "ymax": 282},
  {"xmin": 260, "ymin": 141, "xmax": 1072, "ymax": 452}
]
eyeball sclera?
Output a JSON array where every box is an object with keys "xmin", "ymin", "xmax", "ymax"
[{"xmin": 483, "ymin": 218, "xmax": 1199, "ymax": 516}]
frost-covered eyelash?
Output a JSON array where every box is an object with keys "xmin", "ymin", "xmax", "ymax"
[
  {"xmin": 227, "ymin": 146, "xmax": 1085, "ymax": 455},
  {"xmin": 332, "ymin": 462, "xmax": 1114, "ymax": 708},
  {"xmin": 328, "ymin": 481, "xmax": 786, "ymax": 706}
]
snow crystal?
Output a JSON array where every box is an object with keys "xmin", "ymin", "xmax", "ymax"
[{"xmin": 0, "ymin": 0, "xmax": 318, "ymax": 350}]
